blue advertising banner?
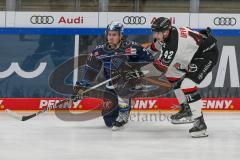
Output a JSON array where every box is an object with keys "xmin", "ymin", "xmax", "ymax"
[
  {"xmin": 0, "ymin": 28, "xmax": 240, "ymax": 98},
  {"xmin": 0, "ymin": 34, "xmax": 75, "ymax": 97}
]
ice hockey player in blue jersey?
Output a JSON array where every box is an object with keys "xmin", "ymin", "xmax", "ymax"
[{"xmin": 72, "ymin": 22, "xmax": 153, "ymax": 130}]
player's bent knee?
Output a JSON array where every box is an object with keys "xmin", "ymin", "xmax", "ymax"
[
  {"xmin": 180, "ymin": 78, "xmax": 201, "ymax": 103},
  {"xmin": 102, "ymin": 106, "xmax": 119, "ymax": 127},
  {"xmin": 103, "ymin": 116, "xmax": 116, "ymax": 127}
]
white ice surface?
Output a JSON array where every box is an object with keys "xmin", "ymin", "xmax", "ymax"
[{"xmin": 0, "ymin": 112, "xmax": 240, "ymax": 160}]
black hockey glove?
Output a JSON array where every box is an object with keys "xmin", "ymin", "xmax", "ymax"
[
  {"xmin": 125, "ymin": 70, "xmax": 144, "ymax": 81},
  {"xmin": 199, "ymin": 27, "xmax": 211, "ymax": 37},
  {"xmin": 71, "ymin": 81, "xmax": 87, "ymax": 102}
]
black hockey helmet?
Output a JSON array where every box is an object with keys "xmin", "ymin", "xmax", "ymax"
[{"xmin": 151, "ymin": 17, "xmax": 171, "ymax": 32}]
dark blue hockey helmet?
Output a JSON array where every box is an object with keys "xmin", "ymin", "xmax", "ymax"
[{"xmin": 105, "ymin": 21, "xmax": 124, "ymax": 36}]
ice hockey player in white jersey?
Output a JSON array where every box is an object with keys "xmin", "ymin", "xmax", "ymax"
[{"xmin": 148, "ymin": 17, "xmax": 219, "ymax": 138}]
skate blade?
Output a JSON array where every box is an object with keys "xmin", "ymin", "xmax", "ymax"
[
  {"xmin": 190, "ymin": 130, "xmax": 208, "ymax": 138},
  {"xmin": 171, "ymin": 117, "xmax": 194, "ymax": 124},
  {"xmin": 112, "ymin": 126, "xmax": 120, "ymax": 131},
  {"xmin": 112, "ymin": 125, "xmax": 125, "ymax": 131}
]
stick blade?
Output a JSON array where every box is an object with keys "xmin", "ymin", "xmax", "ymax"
[{"xmin": 5, "ymin": 109, "xmax": 23, "ymax": 121}]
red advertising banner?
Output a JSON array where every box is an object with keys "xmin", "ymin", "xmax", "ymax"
[{"xmin": 0, "ymin": 98, "xmax": 239, "ymax": 111}]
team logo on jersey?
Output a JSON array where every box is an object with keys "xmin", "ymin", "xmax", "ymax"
[
  {"xmin": 125, "ymin": 48, "xmax": 137, "ymax": 55},
  {"xmin": 179, "ymin": 27, "xmax": 188, "ymax": 38},
  {"xmin": 188, "ymin": 64, "xmax": 198, "ymax": 72}
]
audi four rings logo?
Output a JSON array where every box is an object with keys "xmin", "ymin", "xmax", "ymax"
[
  {"xmin": 123, "ymin": 16, "xmax": 146, "ymax": 25},
  {"xmin": 30, "ymin": 16, "xmax": 54, "ymax": 24},
  {"xmin": 213, "ymin": 17, "xmax": 237, "ymax": 26}
]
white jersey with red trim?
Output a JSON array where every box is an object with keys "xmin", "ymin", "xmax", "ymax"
[{"xmin": 152, "ymin": 27, "xmax": 201, "ymax": 81}]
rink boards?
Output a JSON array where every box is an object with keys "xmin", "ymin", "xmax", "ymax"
[
  {"xmin": 0, "ymin": 11, "xmax": 240, "ymax": 112},
  {"xmin": 0, "ymin": 98, "xmax": 239, "ymax": 111}
]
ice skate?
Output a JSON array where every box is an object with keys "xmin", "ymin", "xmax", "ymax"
[
  {"xmin": 170, "ymin": 104, "xmax": 194, "ymax": 124},
  {"xmin": 112, "ymin": 105, "xmax": 130, "ymax": 131},
  {"xmin": 189, "ymin": 115, "xmax": 208, "ymax": 138}
]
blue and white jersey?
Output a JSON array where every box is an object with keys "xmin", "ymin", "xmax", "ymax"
[{"xmin": 80, "ymin": 40, "xmax": 154, "ymax": 86}]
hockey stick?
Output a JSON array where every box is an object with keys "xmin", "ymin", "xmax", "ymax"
[
  {"xmin": 5, "ymin": 74, "xmax": 121, "ymax": 121},
  {"xmin": 5, "ymin": 99, "xmax": 69, "ymax": 121},
  {"xmin": 142, "ymin": 77, "xmax": 172, "ymax": 89}
]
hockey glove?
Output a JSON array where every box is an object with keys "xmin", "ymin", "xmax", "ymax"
[
  {"xmin": 71, "ymin": 81, "xmax": 87, "ymax": 102},
  {"xmin": 125, "ymin": 70, "xmax": 144, "ymax": 81}
]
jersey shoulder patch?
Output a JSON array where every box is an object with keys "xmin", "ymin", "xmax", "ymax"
[
  {"xmin": 91, "ymin": 43, "xmax": 107, "ymax": 57},
  {"xmin": 95, "ymin": 43, "xmax": 106, "ymax": 50},
  {"xmin": 122, "ymin": 40, "xmax": 139, "ymax": 48},
  {"xmin": 178, "ymin": 27, "xmax": 188, "ymax": 38}
]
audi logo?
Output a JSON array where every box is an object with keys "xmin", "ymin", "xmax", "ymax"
[
  {"xmin": 123, "ymin": 16, "xmax": 146, "ymax": 25},
  {"xmin": 30, "ymin": 16, "xmax": 54, "ymax": 24},
  {"xmin": 213, "ymin": 17, "xmax": 237, "ymax": 26}
]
